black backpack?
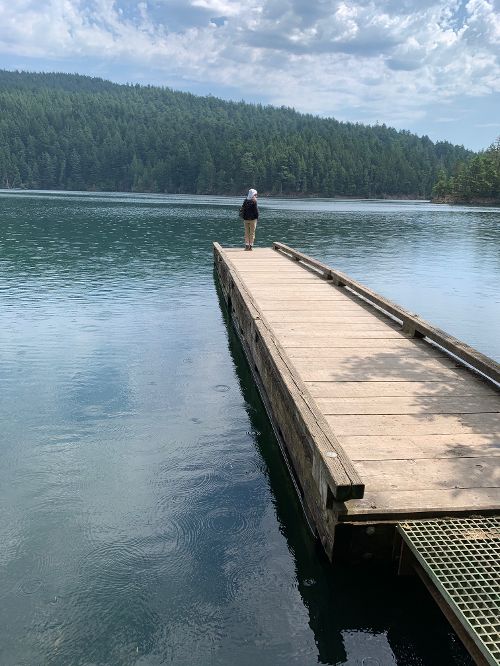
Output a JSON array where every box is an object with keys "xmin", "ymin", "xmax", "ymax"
[{"xmin": 238, "ymin": 200, "xmax": 245, "ymax": 218}]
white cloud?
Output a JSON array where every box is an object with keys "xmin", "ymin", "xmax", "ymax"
[
  {"xmin": 0, "ymin": 0, "xmax": 499, "ymax": 133},
  {"xmin": 190, "ymin": 0, "xmax": 240, "ymax": 14}
]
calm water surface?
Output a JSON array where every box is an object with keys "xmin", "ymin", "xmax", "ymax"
[{"xmin": 1, "ymin": 191, "xmax": 498, "ymax": 666}]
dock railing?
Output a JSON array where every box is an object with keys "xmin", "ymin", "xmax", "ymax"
[{"xmin": 273, "ymin": 242, "xmax": 500, "ymax": 387}]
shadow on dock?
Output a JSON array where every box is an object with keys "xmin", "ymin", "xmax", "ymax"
[{"xmin": 312, "ymin": 344, "xmax": 499, "ymax": 498}]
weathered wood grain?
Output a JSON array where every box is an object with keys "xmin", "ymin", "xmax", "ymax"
[
  {"xmin": 325, "ymin": 413, "xmax": 500, "ymax": 436},
  {"xmin": 338, "ymin": 433, "xmax": 500, "ymax": 460},
  {"xmin": 279, "ymin": 336, "xmax": 420, "ymax": 347},
  {"xmin": 354, "ymin": 456, "xmax": 500, "ymax": 491},
  {"xmin": 342, "ymin": 487, "xmax": 500, "ymax": 516},
  {"xmin": 255, "ymin": 301, "xmax": 372, "ymax": 310},
  {"xmin": 241, "ymin": 276, "xmax": 321, "ymax": 282},
  {"xmin": 305, "ymin": 380, "xmax": 491, "ymax": 398},
  {"xmin": 294, "ymin": 360, "xmax": 468, "ymax": 382},
  {"xmin": 265, "ymin": 313, "xmax": 382, "ymax": 323},
  {"xmin": 286, "ymin": 346, "xmax": 455, "ymax": 361},
  {"xmin": 272, "ymin": 322, "xmax": 398, "ymax": 332},
  {"xmin": 315, "ymin": 395, "xmax": 500, "ymax": 415}
]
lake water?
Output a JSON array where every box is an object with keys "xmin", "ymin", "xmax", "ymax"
[{"xmin": 0, "ymin": 191, "xmax": 498, "ymax": 666}]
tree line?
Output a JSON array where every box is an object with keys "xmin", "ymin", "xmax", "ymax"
[
  {"xmin": 0, "ymin": 69, "xmax": 472, "ymax": 198},
  {"xmin": 432, "ymin": 139, "xmax": 500, "ymax": 204}
]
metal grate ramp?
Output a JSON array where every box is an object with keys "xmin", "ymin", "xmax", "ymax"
[{"xmin": 398, "ymin": 517, "xmax": 500, "ymax": 665}]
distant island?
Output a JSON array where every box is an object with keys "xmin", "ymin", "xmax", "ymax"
[
  {"xmin": 432, "ymin": 139, "xmax": 500, "ymax": 205},
  {"xmin": 0, "ymin": 69, "xmax": 474, "ymax": 199}
]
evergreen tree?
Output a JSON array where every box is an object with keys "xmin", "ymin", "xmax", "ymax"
[
  {"xmin": 432, "ymin": 138, "xmax": 500, "ymax": 203},
  {"xmin": 0, "ymin": 69, "xmax": 473, "ymax": 198}
]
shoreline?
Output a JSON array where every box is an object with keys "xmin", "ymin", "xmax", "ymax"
[
  {"xmin": 432, "ymin": 196, "xmax": 500, "ymax": 206},
  {"xmin": 0, "ymin": 185, "xmax": 431, "ymax": 201}
]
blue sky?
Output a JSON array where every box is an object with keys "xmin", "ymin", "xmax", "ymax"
[{"xmin": 1, "ymin": 0, "xmax": 499, "ymax": 150}]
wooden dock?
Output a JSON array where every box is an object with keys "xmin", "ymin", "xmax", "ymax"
[{"xmin": 214, "ymin": 242, "xmax": 500, "ymax": 562}]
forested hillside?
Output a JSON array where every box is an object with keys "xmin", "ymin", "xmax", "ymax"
[
  {"xmin": 432, "ymin": 139, "xmax": 500, "ymax": 204},
  {"xmin": 0, "ymin": 69, "xmax": 472, "ymax": 197}
]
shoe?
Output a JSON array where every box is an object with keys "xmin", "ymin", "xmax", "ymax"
[
  {"xmin": 244, "ymin": 244, "xmax": 250, "ymax": 251},
  {"xmin": 249, "ymin": 245, "xmax": 253, "ymax": 251}
]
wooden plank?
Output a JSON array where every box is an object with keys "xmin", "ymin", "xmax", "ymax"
[
  {"xmin": 228, "ymin": 259, "xmax": 282, "ymax": 264},
  {"xmin": 292, "ymin": 353, "xmax": 460, "ymax": 369},
  {"xmin": 236, "ymin": 273, "xmax": 318, "ymax": 278},
  {"xmin": 255, "ymin": 301, "xmax": 371, "ymax": 310},
  {"xmin": 231, "ymin": 264, "xmax": 296, "ymax": 268},
  {"xmin": 306, "ymin": 380, "xmax": 491, "ymax": 398},
  {"xmin": 225, "ymin": 247, "xmax": 275, "ymax": 251},
  {"xmin": 255, "ymin": 294, "xmax": 356, "ymax": 299},
  {"xmin": 342, "ymin": 487, "xmax": 500, "ymax": 516},
  {"xmin": 232, "ymin": 259, "xmax": 308, "ymax": 268},
  {"xmin": 247, "ymin": 283, "xmax": 326, "ymax": 289},
  {"xmin": 229, "ymin": 250, "xmax": 280, "ymax": 255},
  {"xmin": 230, "ymin": 265, "xmax": 322, "ymax": 271},
  {"xmin": 239, "ymin": 271, "xmax": 319, "ymax": 278},
  {"xmin": 232, "ymin": 256, "xmax": 301, "ymax": 260},
  {"xmin": 286, "ymin": 346, "xmax": 453, "ymax": 361},
  {"xmin": 271, "ymin": 322, "xmax": 397, "ymax": 332},
  {"xmin": 230, "ymin": 260, "xmax": 293, "ymax": 266},
  {"xmin": 249, "ymin": 290, "xmax": 349, "ymax": 298},
  {"xmin": 279, "ymin": 335, "xmax": 420, "ymax": 347},
  {"xmin": 354, "ymin": 456, "xmax": 500, "ymax": 491},
  {"xmin": 252, "ymin": 280, "xmax": 349, "ymax": 294},
  {"xmin": 281, "ymin": 332, "xmax": 407, "ymax": 342},
  {"xmin": 294, "ymin": 360, "xmax": 466, "ymax": 382},
  {"xmin": 231, "ymin": 264, "xmax": 294, "ymax": 268},
  {"xmin": 326, "ymin": 413, "xmax": 500, "ymax": 436},
  {"xmin": 240, "ymin": 270, "xmax": 320, "ymax": 276},
  {"xmin": 230, "ymin": 264, "xmax": 290, "ymax": 267},
  {"xmin": 294, "ymin": 353, "xmax": 459, "ymax": 367},
  {"xmin": 260, "ymin": 304, "xmax": 372, "ymax": 323},
  {"xmin": 262, "ymin": 306, "xmax": 376, "ymax": 314},
  {"xmin": 246, "ymin": 282, "xmax": 344, "ymax": 289},
  {"xmin": 338, "ymin": 433, "xmax": 500, "ymax": 461},
  {"xmin": 235, "ymin": 246, "xmax": 275, "ymax": 250},
  {"xmin": 315, "ymin": 396, "xmax": 500, "ymax": 415},
  {"xmin": 242, "ymin": 279, "xmax": 321, "ymax": 284},
  {"xmin": 264, "ymin": 313, "xmax": 381, "ymax": 322},
  {"xmin": 228, "ymin": 263, "xmax": 302, "ymax": 270},
  {"xmin": 234, "ymin": 265, "xmax": 308, "ymax": 269}
]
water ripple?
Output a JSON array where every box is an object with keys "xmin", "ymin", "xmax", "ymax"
[{"xmin": 0, "ymin": 192, "xmax": 486, "ymax": 666}]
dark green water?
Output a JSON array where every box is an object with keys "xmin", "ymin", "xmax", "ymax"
[{"xmin": 1, "ymin": 191, "xmax": 498, "ymax": 666}]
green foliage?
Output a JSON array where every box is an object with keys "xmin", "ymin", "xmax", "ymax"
[
  {"xmin": 431, "ymin": 169, "xmax": 450, "ymax": 199},
  {"xmin": 0, "ymin": 69, "xmax": 472, "ymax": 197},
  {"xmin": 432, "ymin": 138, "xmax": 500, "ymax": 202}
]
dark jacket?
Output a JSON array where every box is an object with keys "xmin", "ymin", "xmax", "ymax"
[{"xmin": 242, "ymin": 198, "xmax": 258, "ymax": 220}]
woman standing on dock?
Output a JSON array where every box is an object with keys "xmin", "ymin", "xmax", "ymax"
[{"xmin": 241, "ymin": 188, "xmax": 259, "ymax": 251}]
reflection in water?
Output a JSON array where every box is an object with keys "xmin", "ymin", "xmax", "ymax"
[{"xmin": 0, "ymin": 190, "xmax": 492, "ymax": 664}]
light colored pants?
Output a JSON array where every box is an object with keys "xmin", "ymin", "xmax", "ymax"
[{"xmin": 244, "ymin": 219, "xmax": 257, "ymax": 246}]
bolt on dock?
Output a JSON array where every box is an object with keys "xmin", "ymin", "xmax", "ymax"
[{"xmin": 214, "ymin": 241, "xmax": 500, "ymax": 665}]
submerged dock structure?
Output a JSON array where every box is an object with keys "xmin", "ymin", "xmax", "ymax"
[{"xmin": 214, "ymin": 242, "xmax": 500, "ymax": 665}]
